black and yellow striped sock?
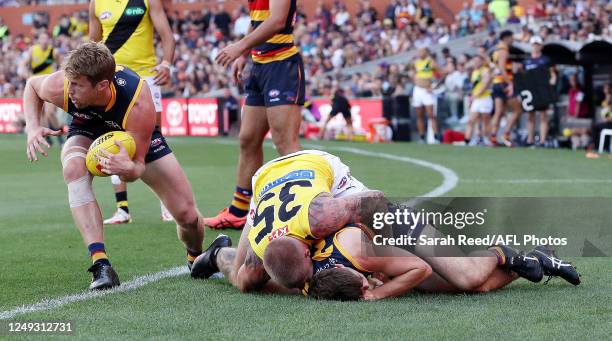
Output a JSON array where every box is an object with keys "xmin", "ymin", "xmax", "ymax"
[{"xmin": 115, "ymin": 191, "xmax": 129, "ymax": 214}]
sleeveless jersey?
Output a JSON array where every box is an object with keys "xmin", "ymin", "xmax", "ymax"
[
  {"xmin": 95, "ymin": 0, "xmax": 157, "ymax": 77},
  {"xmin": 414, "ymin": 57, "xmax": 435, "ymax": 80},
  {"xmin": 63, "ymin": 66, "xmax": 144, "ymax": 131},
  {"xmin": 249, "ymin": 0, "xmax": 299, "ymax": 64},
  {"xmin": 311, "ymin": 227, "xmax": 372, "ymax": 276},
  {"xmin": 247, "ymin": 152, "xmax": 334, "ymax": 259},
  {"xmin": 31, "ymin": 44, "xmax": 54, "ymax": 75},
  {"xmin": 492, "ymin": 43, "xmax": 513, "ymax": 84},
  {"xmin": 471, "ymin": 66, "xmax": 491, "ymax": 98}
]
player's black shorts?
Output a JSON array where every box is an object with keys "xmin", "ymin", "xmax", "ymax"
[
  {"xmin": 67, "ymin": 123, "xmax": 172, "ymax": 163},
  {"xmin": 492, "ymin": 82, "xmax": 516, "ymax": 102},
  {"xmin": 245, "ymin": 53, "xmax": 305, "ymax": 107},
  {"xmin": 329, "ymin": 108, "xmax": 351, "ymax": 119}
]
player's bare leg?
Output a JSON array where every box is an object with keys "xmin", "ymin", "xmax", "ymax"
[
  {"xmin": 140, "ymin": 153, "xmax": 204, "ymax": 266},
  {"xmin": 191, "ymin": 222, "xmax": 251, "ymax": 282},
  {"xmin": 465, "ymin": 111, "xmax": 480, "ymax": 143},
  {"xmin": 502, "ymin": 98, "xmax": 522, "ymax": 145},
  {"xmin": 103, "ymin": 177, "xmax": 132, "ymax": 224},
  {"xmin": 413, "ymin": 225, "xmax": 500, "ymax": 291},
  {"xmin": 204, "ymin": 105, "xmax": 269, "ymax": 230},
  {"xmin": 416, "ymin": 267, "xmax": 518, "ymax": 293},
  {"xmin": 539, "ymin": 111, "xmax": 549, "ymax": 143},
  {"xmin": 526, "ymin": 112, "xmax": 536, "ymax": 144},
  {"xmin": 61, "ymin": 135, "xmax": 119, "ymax": 290},
  {"xmin": 345, "ymin": 116, "xmax": 354, "ymax": 140},
  {"xmin": 490, "ymin": 97, "xmax": 506, "ymax": 144},
  {"xmin": 267, "ymin": 104, "xmax": 301, "ymax": 155},
  {"xmin": 425, "ymin": 104, "xmax": 439, "ymax": 141},
  {"xmin": 415, "ymin": 106, "xmax": 426, "ymax": 142}
]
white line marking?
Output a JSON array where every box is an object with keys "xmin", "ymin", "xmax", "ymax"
[
  {"xmin": 2, "ymin": 139, "xmax": 458, "ymax": 319},
  {"xmin": 0, "ymin": 267, "xmax": 188, "ymax": 320},
  {"xmin": 462, "ymin": 179, "xmax": 612, "ymax": 184},
  {"xmin": 307, "ymin": 145, "xmax": 459, "ymax": 197}
]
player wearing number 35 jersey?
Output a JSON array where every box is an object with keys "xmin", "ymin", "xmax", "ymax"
[
  {"xmin": 191, "ymin": 150, "xmax": 388, "ymax": 293},
  {"xmin": 246, "ymin": 150, "xmax": 367, "ymax": 259}
]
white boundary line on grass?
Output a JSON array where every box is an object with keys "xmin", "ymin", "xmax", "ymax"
[
  {"xmin": 0, "ymin": 140, "xmax": 458, "ymax": 320},
  {"xmin": 0, "ymin": 267, "xmax": 188, "ymax": 320},
  {"xmin": 461, "ymin": 179, "xmax": 612, "ymax": 184}
]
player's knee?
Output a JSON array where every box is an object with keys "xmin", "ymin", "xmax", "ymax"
[
  {"xmin": 62, "ymin": 159, "xmax": 88, "ymax": 183},
  {"xmin": 173, "ymin": 203, "xmax": 199, "ymax": 229},
  {"xmin": 271, "ymin": 134, "xmax": 299, "ymax": 156},
  {"xmin": 238, "ymin": 130, "xmax": 263, "ymax": 153},
  {"xmin": 452, "ymin": 268, "xmax": 489, "ymax": 291}
]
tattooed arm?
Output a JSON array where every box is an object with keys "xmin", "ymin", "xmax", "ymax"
[
  {"xmin": 235, "ymin": 246, "xmax": 270, "ymax": 293},
  {"xmin": 308, "ymin": 190, "xmax": 389, "ymax": 239}
]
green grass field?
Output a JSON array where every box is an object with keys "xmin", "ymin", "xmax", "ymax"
[{"xmin": 1, "ymin": 134, "xmax": 611, "ymax": 340}]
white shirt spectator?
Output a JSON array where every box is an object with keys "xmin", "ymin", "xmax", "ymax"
[
  {"xmin": 334, "ymin": 10, "xmax": 350, "ymax": 27},
  {"xmin": 233, "ymin": 14, "xmax": 251, "ymax": 37},
  {"xmin": 445, "ymin": 70, "xmax": 467, "ymax": 95}
]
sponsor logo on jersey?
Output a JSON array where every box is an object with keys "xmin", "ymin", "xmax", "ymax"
[
  {"xmin": 267, "ymin": 226, "xmax": 288, "ymax": 242},
  {"xmin": 105, "ymin": 120, "xmax": 122, "ymax": 130},
  {"xmin": 99, "ymin": 11, "xmax": 112, "ymax": 20},
  {"xmin": 72, "ymin": 112, "xmax": 92, "ymax": 120},
  {"xmin": 116, "ymin": 78, "xmax": 126, "ymax": 87},
  {"xmin": 259, "ymin": 170, "xmax": 315, "ymax": 197},
  {"xmin": 125, "ymin": 7, "xmax": 145, "ymax": 16}
]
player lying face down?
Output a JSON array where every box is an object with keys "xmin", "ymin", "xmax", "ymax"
[
  {"xmin": 307, "ymin": 223, "xmax": 580, "ymax": 301},
  {"xmin": 192, "ymin": 151, "xmax": 579, "ymax": 295},
  {"xmin": 305, "ymin": 225, "xmax": 432, "ymax": 300},
  {"xmin": 191, "ymin": 150, "xmax": 391, "ymax": 292}
]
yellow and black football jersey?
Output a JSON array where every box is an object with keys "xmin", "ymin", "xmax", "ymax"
[
  {"xmin": 31, "ymin": 44, "xmax": 55, "ymax": 76},
  {"xmin": 95, "ymin": 0, "xmax": 157, "ymax": 77},
  {"xmin": 247, "ymin": 151, "xmax": 335, "ymax": 259}
]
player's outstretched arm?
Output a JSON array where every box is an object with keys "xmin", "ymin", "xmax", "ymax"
[
  {"xmin": 23, "ymin": 71, "xmax": 66, "ymax": 161},
  {"xmin": 103, "ymin": 81, "xmax": 155, "ymax": 181},
  {"xmin": 355, "ymin": 239, "xmax": 432, "ymax": 301}
]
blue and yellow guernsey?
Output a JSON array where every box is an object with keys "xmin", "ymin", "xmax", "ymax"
[
  {"xmin": 249, "ymin": 0, "xmax": 299, "ymax": 64},
  {"xmin": 63, "ymin": 65, "xmax": 144, "ymax": 131},
  {"xmin": 311, "ymin": 226, "xmax": 372, "ymax": 276}
]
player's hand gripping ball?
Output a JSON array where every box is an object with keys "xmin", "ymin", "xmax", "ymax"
[{"xmin": 86, "ymin": 131, "xmax": 136, "ymax": 177}]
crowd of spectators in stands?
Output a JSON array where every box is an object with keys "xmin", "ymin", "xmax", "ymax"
[{"xmin": 0, "ymin": 1, "xmax": 610, "ymax": 138}]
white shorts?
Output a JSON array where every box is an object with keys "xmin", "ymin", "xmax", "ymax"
[
  {"xmin": 470, "ymin": 97, "xmax": 494, "ymax": 114},
  {"xmin": 144, "ymin": 77, "xmax": 163, "ymax": 113},
  {"xmin": 412, "ymin": 85, "xmax": 436, "ymax": 107}
]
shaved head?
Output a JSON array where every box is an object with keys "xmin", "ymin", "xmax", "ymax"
[{"xmin": 263, "ymin": 237, "xmax": 312, "ymax": 289}]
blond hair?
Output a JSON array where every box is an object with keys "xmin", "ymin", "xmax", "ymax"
[{"xmin": 63, "ymin": 42, "xmax": 115, "ymax": 86}]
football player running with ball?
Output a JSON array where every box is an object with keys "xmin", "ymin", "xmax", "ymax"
[{"xmin": 23, "ymin": 43, "xmax": 206, "ymax": 290}]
